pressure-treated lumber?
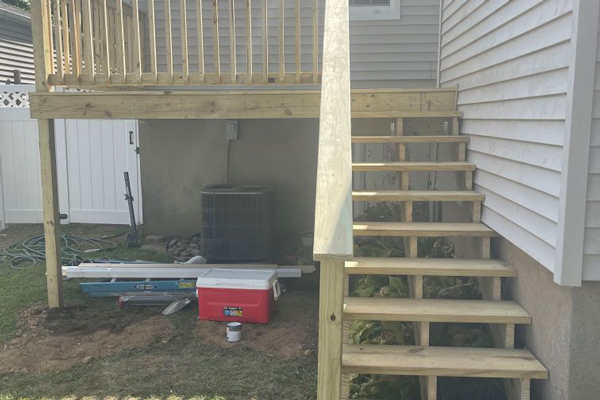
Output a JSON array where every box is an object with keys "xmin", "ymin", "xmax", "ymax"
[
  {"xmin": 352, "ymin": 162, "xmax": 475, "ymax": 172},
  {"xmin": 30, "ymin": 88, "xmax": 458, "ymax": 120},
  {"xmin": 353, "ymin": 222, "xmax": 498, "ymax": 237},
  {"xmin": 342, "ymin": 345, "xmax": 548, "ymax": 379},
  {"xmin": 343, "ymin": 298, "xmax": 531, "ymax": 324},
  {"xmin": 352, "ymin": 190, "xmax": 484, "ymax": 202},
  {"xmin": 38, "ymin": 119, "xmax": 63, "ymax": 308},
  {"xmin": 180, "ymin": 0, "xmax": 189, "ymax": 82},
  {"xmin": 313, "ymin": 0, "xmax": 352, "ymax": 262},
  {"xmin": 165, "ymin": 0, "xmax": 174, "ymax": 81},
  {"xmin": 345, "ymin": 257, "xmax": 517, "ymax": 277},
  {"xmin": 317, "ymin": 260, "xmax": 345, "ymax": 400},
  {"xmin": 352, "ymin": 135, "xmax": 470, "ymax": 143},
  {"xmin": 31, "ymin": 1, "xmax": 63, "ymax": 309}
]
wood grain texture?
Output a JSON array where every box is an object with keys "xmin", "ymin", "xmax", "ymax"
[
  {"xmin": 343, "ymin": 298, "xmax": 531, "ymax": 324},
  {"xmin": 345, "ymin": 257, "xmax": 517, "ymax": 277},
  {"xmin": 38, "ymin": 119, "xmax": 63, "ymax": 308},
  {"xmin": 352, "ymin": 190, "xmax": 484, "ymax": 202},
  {"xmin": 353, "ymin": 222, "xmax": 498, "ymax": 238},
  {"xmin": 30, "ymin": 89, "xmax": 457, "ymax": 120},
  {"xmin": 313, "ymin": 0, "xmax": 352, "ymax": 261},
  {"xmin": 352, "ymin": 135, "xmax": 470, "ymax": 143},
  {"xmin": 317, "ymin": 261, "xmax": 345, "ymax": 400},
  {"xmin": 352, "ymin": 162, "xmax": 476, "ymax": 172},
  {"xmin": 342, "ymin": 345, "xmax": 548, "ymax": 379}
]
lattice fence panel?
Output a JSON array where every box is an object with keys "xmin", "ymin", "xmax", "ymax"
[{"xmin": 0, "ymin": 91, "xmax": 30, "ymax": 108}]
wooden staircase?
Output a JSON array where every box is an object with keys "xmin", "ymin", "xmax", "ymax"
[
  {"xmin": 331, "ymin": 113, "xmax": 548, "ymax": 400},
  {"xmin": 313, "ymin": 4, "xmax": 547, "ymax": 399}
]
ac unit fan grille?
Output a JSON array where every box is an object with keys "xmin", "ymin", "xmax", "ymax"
[{"xmin": 201, "ymin": 185, "xmax": 272, "ymax": 261}]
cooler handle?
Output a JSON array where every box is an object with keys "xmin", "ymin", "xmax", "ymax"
[{"xmin": 273, "ymin": 280, "xmax": 281, "ymax": 301}]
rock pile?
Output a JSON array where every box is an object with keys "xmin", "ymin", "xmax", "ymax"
[{"xmin": 167, "ymin": 235, "xmax": 203, "ymax": 261}]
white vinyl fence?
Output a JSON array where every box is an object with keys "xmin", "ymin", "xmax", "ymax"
[{"xmin": 0, "ymin": 85, "xmax": 142, "ymax": 227}]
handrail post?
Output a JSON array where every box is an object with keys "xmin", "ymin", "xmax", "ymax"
[{"xmin": 313, "ymin": 0, "xmax": 352, "ymax": 399}]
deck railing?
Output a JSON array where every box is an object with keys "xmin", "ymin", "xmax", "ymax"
[
  {"xmin": 313, "ymin": 0, "xmax": 351, "ymax": 398},
  {"xmin": 40, "ymin": 0, "xmax": 321, "ymax": 88}
]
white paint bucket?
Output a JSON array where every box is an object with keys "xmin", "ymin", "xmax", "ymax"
[{"xmin": 226, "ymin": 322, "xmax": 242, "ymax": 342}]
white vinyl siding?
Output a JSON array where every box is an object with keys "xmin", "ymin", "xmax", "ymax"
[
  {"xmin": 583, "ymin": 15, "xmax": 600, "ymax": 280},
  {"xmin": 0, "ymin": 14, "xmax": 34, "ymax": 84},
  {"xmin": 143, "ymin": 0, "xmax": 439, "ymax": 87},
  {"xmin": 439, "ymin": 0, "xmax": 575, "ymax": 273}
]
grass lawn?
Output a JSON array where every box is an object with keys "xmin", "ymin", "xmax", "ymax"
[{"xmin": 0, "ymin": 224, "xmax": 318, "ymax": 400}]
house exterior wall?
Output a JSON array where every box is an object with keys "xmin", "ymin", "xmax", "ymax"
[
  {"xmin": 438, "ymin": 0, "xmax": 575, "ymax": 275},
  {"xmin": 584, "ymin": 13, "xmax": 600, "ymax": 280},
  {"xmin": 138, "ymin": 119, "xmax": 320, "ymax": 238},
  {"xmin": 142, "ymin": 0, "xmax": 440, "ymax": 88},
  {"xmin": 0, "ymin": 7, "xmax": 34, "ymax": 84}
]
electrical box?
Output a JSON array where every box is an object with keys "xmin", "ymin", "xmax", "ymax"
[{"xmin": 226, "ymin": 120, "xmax": 238, "ymax": 140}]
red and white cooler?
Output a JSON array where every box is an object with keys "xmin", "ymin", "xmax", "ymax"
[{"xmin": 196, "ymin": 269, "xmax": 281, "ymax": 324}]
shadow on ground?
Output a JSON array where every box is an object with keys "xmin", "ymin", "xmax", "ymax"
[{"xmin": 0, "ymin": 224, "xmax": 319, "ymax": 400}]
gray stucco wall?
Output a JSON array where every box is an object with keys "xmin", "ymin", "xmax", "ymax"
[
  {"xmin": 139, "ymin": 119, "xmax": 319, "ymax": 238},
  {"xmin": 498, "ymin": 239, "xmax": 600, "ymax": 400}
]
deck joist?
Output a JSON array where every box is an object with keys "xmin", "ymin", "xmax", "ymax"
[{"xmin": 29, "ymin": 88, "xmax": 459, "ymax": 120}]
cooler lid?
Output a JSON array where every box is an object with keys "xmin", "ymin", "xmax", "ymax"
[{"xmin": 196, "ymin": 269, "xmax": 278, "ymax": 290}]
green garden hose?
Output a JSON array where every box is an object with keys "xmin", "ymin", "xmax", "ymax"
[{"xmin": 0, "ymin": 233, "xmax": 118, "ymax": 270}]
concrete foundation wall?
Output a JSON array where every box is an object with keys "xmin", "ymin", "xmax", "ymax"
[
  {"xmin": 139, "ymin": 119, "xmax": 319, "ymax": 238},
  {"xmin": 498, "ymin": 239, "xmax": 600, "ymax": 400}
]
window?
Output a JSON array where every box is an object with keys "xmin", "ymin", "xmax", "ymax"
[{"xmin": 349, "ymin": 0, "xmax": 401, "ymax": 21}]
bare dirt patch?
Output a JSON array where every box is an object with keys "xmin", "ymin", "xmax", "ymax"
[
  {"xmin": 0, "ymin": 303, "xmax": 175, "ymax": 374},
  {"xmin": 194, "ymin": 290, "xmax": 318, "ymax": 359}
]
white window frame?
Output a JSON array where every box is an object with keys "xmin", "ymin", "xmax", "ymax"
[{"xmin": 350, "ymin": 0, "xmax": 401, "ymax": 21}]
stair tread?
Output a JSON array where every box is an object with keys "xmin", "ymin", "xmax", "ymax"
[
  {"xmin": 352, "ymin": 135, "xmax": 470, "ymax": 143},
  {"xmin": 352, "ymin": 161, "xmax": 475, "ymax": 172},
  {"xmin": 352, "ymin": 111, "xmax": 463, "ymax": 118},
  {"xmin": 353, "ymin": 222, "xmax": 498, "ymax": 237},
  {"xmin": 342, "ymin": 345, "xmax": 548, "ymax": 379},
  {"xmin": 353, "ymin": 190, "xmax": 484, "ymax": 202},
  {"xmin": 345, "ymin": 257, "xmax": 517, "ymax": 277},
  {"xmin": 344, "ymin": 297, "xmax": 531, "ymax": 324}
]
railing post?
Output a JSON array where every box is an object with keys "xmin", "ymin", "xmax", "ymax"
[
  {"xmin": 317, "ymin": 260, "xmax": 345, "ymax": 400},
  {"xmin": 31, "ymin": 0, "xmax": 64, "ymax": 309},
  {"xmin": 314, "ymin": 0, "xmax": 352, "ymax": 399}
]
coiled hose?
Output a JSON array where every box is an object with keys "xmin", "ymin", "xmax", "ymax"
[{"xmin": 0, "ymin": 233, "xmax": 119, "ymax": 270}]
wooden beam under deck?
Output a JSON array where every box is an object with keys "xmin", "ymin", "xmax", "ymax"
[{"xmin": 30, "ymin": 88, "xmax": 459, "ymax": 120}]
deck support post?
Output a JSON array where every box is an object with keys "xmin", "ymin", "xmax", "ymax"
[
  {"xmin": 38, "ymin": 119, "xmax": 64, "ymax": 308},
  {"xmin": 317, "ymin": 260, "xmax": 345, "ymax": 400},
  {"xmin": 31, "ymin": 0, "xmax": 64, "ymax": 308}
]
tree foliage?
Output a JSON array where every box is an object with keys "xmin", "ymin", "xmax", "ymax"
[{"xmin": 2, "ymin": 0, "xmax": 30, "ymax": 12}]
